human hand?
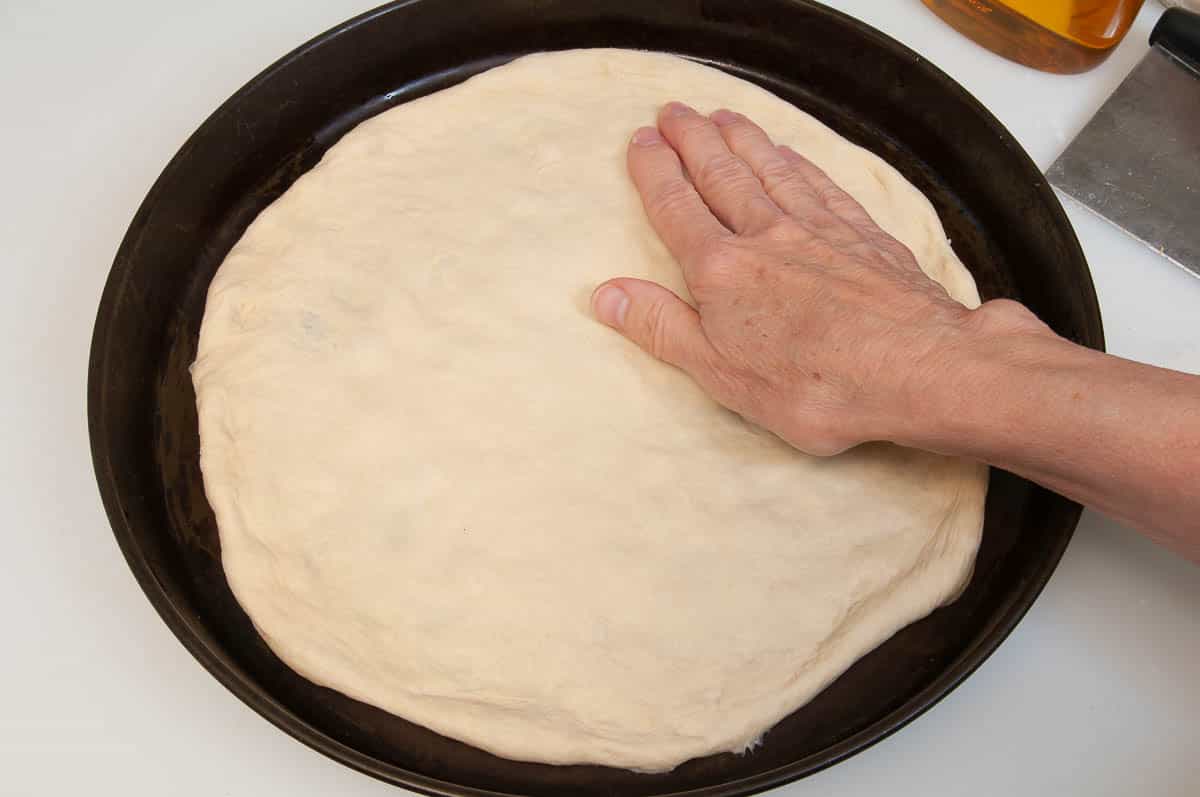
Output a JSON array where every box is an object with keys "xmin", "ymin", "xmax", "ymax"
[
  {"xmin": 591, "ymin": 102, "xmax": 1045, "ymax": 456},
  {"xmin": 593, "ymin": 100, "xmax": 1200, "ymax": 549}
]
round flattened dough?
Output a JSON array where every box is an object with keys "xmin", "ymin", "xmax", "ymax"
[{"xmin": 193, "ymin": 49, "xmax": 987, "ymax": 772}]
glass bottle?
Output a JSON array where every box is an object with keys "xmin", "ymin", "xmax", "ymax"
[{"xmin": 922, "ymin": 0, "xmax": 1147, "ymax": 73}]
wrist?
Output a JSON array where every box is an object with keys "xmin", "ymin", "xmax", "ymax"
[{"xmin": 886, "ymin": 299, "xmax": 1069, "ymax": 457}]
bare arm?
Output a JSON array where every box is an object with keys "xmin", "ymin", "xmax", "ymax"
[
  {"xmin": 911, "ymin": 319, "xmax": 1200, "ymax": 557},
  {"xmin": 592, "ymin": 102, "xmax": 1200, "ymax": 561}
]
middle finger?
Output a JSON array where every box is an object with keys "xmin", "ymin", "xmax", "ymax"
[{"xmin": 656, "ymin": 102, "xmax": 781, "ymax": 235}]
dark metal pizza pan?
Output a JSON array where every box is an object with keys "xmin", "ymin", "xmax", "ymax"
[{"xmin": 88, "ymin": 1, "xmax": 1103, "ymax": 794}]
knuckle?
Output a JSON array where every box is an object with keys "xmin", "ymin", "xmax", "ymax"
[
  {"xmin": 647, "ymin": 183, "xmax": 695, "ymax": 219},
  {"xmin": 694, "ymin": 154, "xmax": 745, "ymax": 188},
  {"xmin": 641, "ymin": 298, "xmax": 673, "ymax": 361},
  {"xmin": 801, "ymin": 436, "xmax": 850, "ymax": 458},
  {"xmin": 828, "ymin": 194, "xmax": 869, "ymax": 221},
  {"xmin": 816, "ymin": 183, "xmax": 855, "ymax": 212},
  {"xmin": 787, "ymin": 409, "xmax": 852, "ymax": 457},
  {"xmin": 762, "ymin": 217, "xmax": 809, "ymax": 244},
  {"xmin": 842, "ymin": 238, "xmax": 882, "ymax": 260},
  {"xmin": 755, "ymin": 158, "xmax": 803, "ymax": 195}
]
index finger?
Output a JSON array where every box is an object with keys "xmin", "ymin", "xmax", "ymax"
[{"xmin": 627, "ymin": 125, "xmax": 730, "ymax": 274}]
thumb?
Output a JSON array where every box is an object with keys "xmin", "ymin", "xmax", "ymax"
[{"xmin": 591, "ymin": 278, "xmax": 714, "ymax": 375}]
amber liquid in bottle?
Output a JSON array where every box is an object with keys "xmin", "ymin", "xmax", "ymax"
[{"xmin": 922, "ymin": 0, "xmax": 1145, "ymax": 73}]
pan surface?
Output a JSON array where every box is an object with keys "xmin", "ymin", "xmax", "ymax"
[{"xmin": 88, "ymin": 1, "xmax": 1103, "ymax": 795}]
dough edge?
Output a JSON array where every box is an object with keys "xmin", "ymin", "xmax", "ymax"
[{"xmin": 193, "ymin": 48, "xmax": 988, "ymax": 773}]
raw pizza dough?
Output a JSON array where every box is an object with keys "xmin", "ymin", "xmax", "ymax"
[{"xmin": 192, "ymin": 49, "xmax": 988, "ymax": 772}]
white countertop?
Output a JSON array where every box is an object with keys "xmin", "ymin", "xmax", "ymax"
[{"xmin": 3, "ymin": 1, "xmax": 1198, "ymax": 795}]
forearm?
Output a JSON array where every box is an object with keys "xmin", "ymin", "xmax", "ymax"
[
  {"xmin": 604, "ymin": 102, "xmax": 1197, "ymax": 559},
  {"xmin": 902, "ymin": 322, "xmax": 1200, "ymax": 561}
]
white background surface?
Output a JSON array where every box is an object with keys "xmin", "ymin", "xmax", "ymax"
[{"xmin": 3, "ymin": 1, "xmax": 1198, "ymax": 795}]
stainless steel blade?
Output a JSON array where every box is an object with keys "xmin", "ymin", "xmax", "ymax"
[{"xmin": 1047, "ymin": 46, "xmax": 1200, "ymax": 279}]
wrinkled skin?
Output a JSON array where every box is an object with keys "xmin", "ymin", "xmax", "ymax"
[
  {"xmin": 591, "ymin": 102, "xmax": 1043, "ymax": 455},
  {"xmin": 591, "ymin": 101, "xmax": 1200, "ymax": 556}
]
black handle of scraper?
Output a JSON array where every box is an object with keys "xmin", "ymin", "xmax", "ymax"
[{"xmin": 1150, "ymin": 8, "xmax": 1200, "ymax": 73}]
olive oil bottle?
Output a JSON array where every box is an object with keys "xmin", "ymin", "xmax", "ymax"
[{"xmin": 922, "ymin": 0, "xmax": 1146, "ymax": 73}]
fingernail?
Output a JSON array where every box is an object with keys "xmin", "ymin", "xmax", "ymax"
[
  {"xmin": 710, "ymin": 109, "xmax": 739, "ymax": 126},
  {"xmin": 631, "ymin": 126, "xmax": 662, "ymax": 146},
  {"xmin": 664, "ymin": 101, "xmax": 694, "ymax": 117},
  {"xmin": 592, "ymin": 284, "xmax": 630, "ymax": 328}
]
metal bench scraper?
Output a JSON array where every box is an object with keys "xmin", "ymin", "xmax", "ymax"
[{"xmin": 1047, "ymin": 8, "xmax": 1200, "ymax": 279}]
